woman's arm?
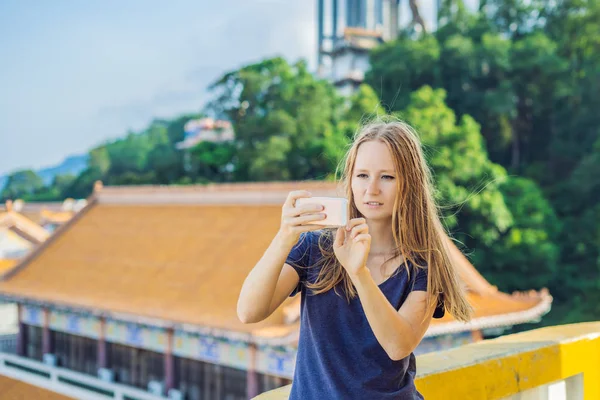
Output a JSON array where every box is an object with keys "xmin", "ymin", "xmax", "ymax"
[
  {"xmin": 351, "ymin": 269, "xmax": 434, "ymax": 360},
  {"xmin": 333, "ymin": 218, "xmax": 435, "ymax": 360},
  {"xmin": 237, "ymin": 232, "xmax": 298, "ymax": 323},
  {"xmin": 237, "ymin": 190, "xmax": 325, "ymax": 324}
]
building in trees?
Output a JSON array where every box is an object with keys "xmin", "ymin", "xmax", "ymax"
[
  {"xmin": 317, "ymin": 0, "xmax": 439, "ymax": 95},
  {"xmin": 175, "ymin": 118, "xmax": 234, "ymax": 150},
  {"xmin": 318, "ymin": 0, "xmax": 396, "ymax": 96},
  {"xmin": 175, "ymin": 118, "xmax": 235, "ymax": 175}
]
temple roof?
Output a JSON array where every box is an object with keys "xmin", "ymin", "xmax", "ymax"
[{"xmin": 0, "ymin": 258, "xmax": 17, "ymax": 275}]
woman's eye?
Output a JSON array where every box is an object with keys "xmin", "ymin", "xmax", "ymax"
[{"xmin": 356, "ymin": 174, "xmax": 394, "ymax": 179}]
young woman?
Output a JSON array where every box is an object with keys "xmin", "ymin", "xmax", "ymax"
[{"xmin": 238, "ymin": 120, "xmax": 473, "ymax": 399}]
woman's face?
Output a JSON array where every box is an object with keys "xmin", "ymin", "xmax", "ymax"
[{"xmin": 351, "ymin": 140, "xmax": 399, "ymax": 222}]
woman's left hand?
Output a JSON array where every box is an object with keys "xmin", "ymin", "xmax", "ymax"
[{"xmin": 333, "ymin": 218, "xmax": 371, "ymax": 278}]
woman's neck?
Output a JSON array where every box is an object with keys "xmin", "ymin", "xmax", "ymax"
[{"xmin": 366, "ymin": 219, "xmax": 395, "ymax": 255}]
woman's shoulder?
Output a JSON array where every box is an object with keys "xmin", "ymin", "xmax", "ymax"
[
  {"xmin": 300, "ymin": 229, "xmax": 334, "ymax": 246},
  {"xmin": 289, "ymin": 230, "xmax": 330, "ymax": 261},
  {"xmin": 286, "ymin": 230, "xmax": 333, "ymax": 277},
  {"xmin": 294, "ymin": 230, "xmax": 334, "ymax": 266}
]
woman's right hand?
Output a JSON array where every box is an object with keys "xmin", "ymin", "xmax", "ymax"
[{"xmin": 278, "ymin": 190, "xmax": 327, "ymax": 246}]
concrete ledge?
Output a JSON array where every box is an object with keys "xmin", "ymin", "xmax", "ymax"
[{"xmin": 254, "ymin": 322, "xmax": 600, "ymax": 399}]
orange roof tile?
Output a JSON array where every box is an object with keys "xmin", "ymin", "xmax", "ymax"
[
  {"xmin": 40, "ymin": 209, "xmax": 74, "ymax": 224},
  {"xmin": 0, "ymin": 260, "xmax": 17, "ymax": 275},
  {"xmin": 0, "ymin": 375, "xmax": 74, "ymax": 399},
  {"xmin": 426, "ymin": 289, "xmax": 552, "ymax": 337},
  {"xmin": 0, "ymin": 181, "xmax": 552, "ymax": 342}
]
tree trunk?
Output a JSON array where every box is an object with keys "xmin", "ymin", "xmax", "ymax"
[{"xmin": 408, "ymin": 0, "xmax": 427, "ymax": 33}]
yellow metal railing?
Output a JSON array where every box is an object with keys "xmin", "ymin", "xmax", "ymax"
[{"xmin": 254, "ymin": 322, "xmax": 600, "ymax": 399}]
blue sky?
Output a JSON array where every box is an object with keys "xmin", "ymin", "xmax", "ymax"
[{"xmin": 0, "ymin": 0, "xmax": 472, "ymax": 176}]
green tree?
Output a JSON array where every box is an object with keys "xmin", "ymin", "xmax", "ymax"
[
  {"xmin": 1, "ymin": 170, "xmax": 45, "ymax": 200},
  {"xmin": 106, "ymin": 131, "xmax": 153, "ymax": 177},
  {"xmin": 89, "ymin": 147, "xmax": 110, "ymax": 175},
  {"xmin": 207, "ymin": 57, "xmax": 340, "ymax": 181},
  {"xmin": 189, "ymin": 141, "xmax": 237, "ymax": 182},
  {"xmin": 401, "ymin": 86, "xmax": 559, "ymax": 293},
  {"xmin": 324, "ymin": 84, "xmax": 385, "ymax": 175},
  {"xmin": 480, "ymin": 0, "xmax": 547, "ymax": 38},
  {"xmin": 488, "ymin": 176, "xmax": 561, "ymax": 290},
  {"xmin": 509, "ymin": 32, "xmax": 569, "ymax": 176},
  {"xmin": 52, "ymin": 174, "xmax": 76, "ymax": 199},
  {"xmin": 552, "ymin": 135, "xmax": 600, "ymax": 318},
  {"xmin": 366, "ymin": 35, "xmax": 441, "ymax": 112},
  {"xmin": 144, "ymin": 122, "xmax": 183, "ymax": 184},
  {"xmin": 62, "ymin": 167, "xmax": 103, "ymax": 199}
]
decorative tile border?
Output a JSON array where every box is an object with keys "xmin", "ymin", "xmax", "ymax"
[
  {"xmin": 49, "ymin": 310, "xmax": 101, "ymax": 339},
  {"xmin": 21, "ymin": 305, "xmax": 43, "ymax": 327},
  {"xmin": 105, "ymin": 319, "xmax": 167, "ymax": 352},
  {"xmin": 256, "ymin": 345, "xmax": 296, "ymax": 379},
  {"xmin": 173, "ymin": 331, "xmax": 249, "ymax": 370},
  {"xmin": 21, "ymin": 304, "xmax": 296, "ymax": 377}
]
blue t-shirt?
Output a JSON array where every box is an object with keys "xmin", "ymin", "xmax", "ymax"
[{"xmin": 285, "ymin": 231, "xmax": 444, "ymax": 400}]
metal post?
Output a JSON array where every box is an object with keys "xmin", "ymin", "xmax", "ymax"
[
  {"xmin": 42, "ymin": 307, "xmax": 51, "ymax": 355},
  {"xmin": 97, "ymin": 317, "xmax": 107, "ymax": 369},
  {"xmin": 16, "ymin": 304, "xmax": 26, "ymax": 356},
  {"xmin": 164, "ymin": 328, "xmax": 175, "ymax": 392},
  {"xmin": 246, "ymin": 343, "xmax": 259, "ymax": 399}
]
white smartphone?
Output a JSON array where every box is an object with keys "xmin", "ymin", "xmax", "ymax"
[{"xmin": 295, "ymin": 197, "xmax": 348, "ymax": 227}]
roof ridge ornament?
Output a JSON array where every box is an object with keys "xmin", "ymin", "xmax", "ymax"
[{"xmin": 93, "ymin": 181, "xmax": 104, "ymax": 193}]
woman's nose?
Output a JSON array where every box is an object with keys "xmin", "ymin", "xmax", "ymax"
[{"xmin": 366, "ymin": 179, "xmax": 380, "ymax": 194}]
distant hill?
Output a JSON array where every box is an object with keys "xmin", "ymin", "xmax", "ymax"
[
  {"xmin": 37, "ymin": 154, "xmax": 89, "ymax": 185},
  {"xmin": 0, "ymin": 154, "xmax": 89, "ymax": 190}
]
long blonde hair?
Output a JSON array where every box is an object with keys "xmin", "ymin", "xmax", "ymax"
[{"xmin": 306, "ymin": 120, "xmax": 473, "ymax": 322}]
